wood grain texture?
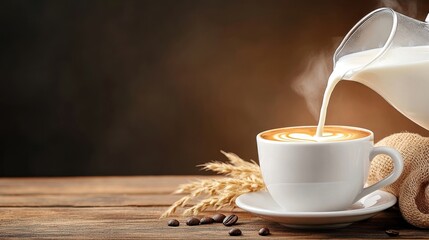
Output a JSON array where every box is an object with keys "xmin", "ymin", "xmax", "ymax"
[
  {"xmin": 0, "ymin": 176, "xmax": 204, "ymax": 194},
  {"xmin": 0, "ymin": 176, "xmax": 427, "ymax": 239}
]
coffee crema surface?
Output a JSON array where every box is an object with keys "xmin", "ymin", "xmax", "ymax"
[{"xmin": 261, "ymin": 126, "xmax": 370, "ymax": 142}]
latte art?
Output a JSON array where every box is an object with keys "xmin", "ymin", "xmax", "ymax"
[
  {"xmin": 274, "ymin": 132, "xmax": 352, "ymax": 142},
  {"xmin": 261, "ymin": 126, "xmax": 370, "ymax": 142}
]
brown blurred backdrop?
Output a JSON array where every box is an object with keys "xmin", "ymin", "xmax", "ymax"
[{"xmin": 1, "ymin": 0, "xmax": 428, "ymax": 176}]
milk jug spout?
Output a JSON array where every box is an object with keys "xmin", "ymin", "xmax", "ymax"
[{"xmin": 334, "ymin": 8, "xmax": 429, "ymax": 130}]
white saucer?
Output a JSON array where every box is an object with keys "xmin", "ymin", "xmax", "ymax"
[{"xmin": 235, "ymin": 190, "xmax": 396, "ymax": 229}]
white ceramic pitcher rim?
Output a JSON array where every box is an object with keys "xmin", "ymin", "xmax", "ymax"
[{"xmin": 257, "ymin": 125, "xmax": 374, "ymax": 145}]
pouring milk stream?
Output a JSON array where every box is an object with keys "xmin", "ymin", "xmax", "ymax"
[{"xmin": 314, "ymin": 8, "xmax": 429, "ymax": 140}]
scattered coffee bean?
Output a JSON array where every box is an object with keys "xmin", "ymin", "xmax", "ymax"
[
  {"xmin": 200, "ymin": 217, "xmax": 214, "ymax": 224},
  {"xmin": 212, "ymin": 213, "xmax": 226, "ymax": 223},
  {"xmin": 258, "ymin": 227, "xmax": 270, "ymax": 236},
  {"xmin": 167, "ymin": 219, "xmax": 180, "ymax": 227},
  {"xmin": 228, "ymin": 228, "xmax": 242, "ymax": 236},
  {"xmin": 385, "ymin": 229, "xmax": 400, "ymax": 237},
  {"xmin": 186, "ymin": 217, "xmax": 200, "ymax": 226},
  {"xmin": 223, "ymin": 214, "xmax": 238, "ymax": 226}
]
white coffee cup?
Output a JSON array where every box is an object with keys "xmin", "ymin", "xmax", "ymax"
[{"xmin": 257, "ymin": 125, "xmax": 403, "ymax": 212}]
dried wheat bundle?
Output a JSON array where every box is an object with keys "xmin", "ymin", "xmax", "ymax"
[{"xmin": 160, "ymin": 151, "xmax": 265, "ymax": 218}]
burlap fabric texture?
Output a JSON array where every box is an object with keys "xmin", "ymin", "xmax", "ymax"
[{"xmin": 367, "ymin": 133, "xmax": 429, "ymax": 228}]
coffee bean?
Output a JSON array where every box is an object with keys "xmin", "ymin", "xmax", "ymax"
[
  {"xmin": 228, "ymin": 228, "xmax": 242, "ymax": 236},
  {"xmin": 385, "ymin": 229, "xmax": 400, "ymax": 237},
  {"xmin": 186, "ymin": 217, "xmax": 200, "ymax": 226},
  {"xmin": 223, "ymin": 214, "xmax": 238, "ymax": 226},
  {"xmin": 258, "ymin": 227, "xmax": 270, "ymax": 236},
  {"xmin": 212, "ymin": 213, "xmax": 226, "ymax": 223},
  {"xmin": 167, "ymin": 219, "xmax": 179, "ymax": 227},
  {"xmin": 200, "ymin": 217, "xmax": 214, "ymax": 224}
]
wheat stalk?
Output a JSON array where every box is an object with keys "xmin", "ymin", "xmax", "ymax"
[{"xmin": 160, "ymin": 151, "xmax": 265, "ymax": 218}]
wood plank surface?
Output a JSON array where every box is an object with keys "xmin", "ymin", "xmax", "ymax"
[
  {"xmin": 0, "ymin": 176, "xmax": 427, "ymax": 239},
  {"xmin": 0, "ymin": 176, "xmax": 203, "ymax": 195}
]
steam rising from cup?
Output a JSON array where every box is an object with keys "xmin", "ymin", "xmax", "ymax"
[{"xmin": 291, "ymin": 47, "xmax": 334, "ymax": 120}]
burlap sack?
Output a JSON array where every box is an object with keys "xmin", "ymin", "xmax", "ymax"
[{"xmin": 367, "ymin": 133, "xmax": 429, "ymax": 228}]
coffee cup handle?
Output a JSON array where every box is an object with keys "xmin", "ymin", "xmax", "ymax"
[{"xmin": 353, "ymin": 146, "xmax": 403, "ymax": 202}]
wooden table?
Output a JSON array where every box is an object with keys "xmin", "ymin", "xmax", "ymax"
[{"xmin": 0, "ymin": 176, "xmax": 426, "ymax": 239}]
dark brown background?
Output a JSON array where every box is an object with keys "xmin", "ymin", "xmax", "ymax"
[{"xmin": 1, "ymin": 0, "xmax": 428, "ymax": 176}]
